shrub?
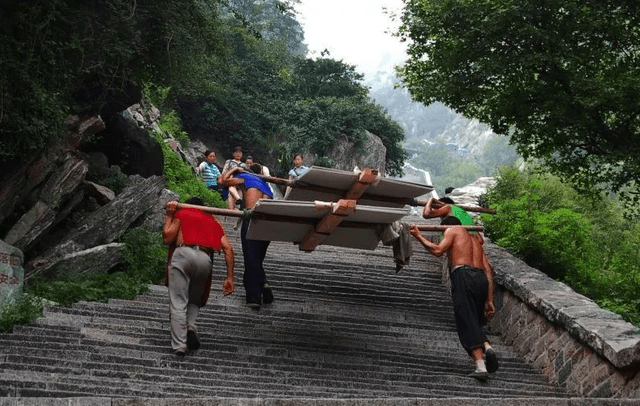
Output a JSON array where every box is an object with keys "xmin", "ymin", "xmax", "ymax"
[
  {"xmin": 0, "ymin": 227, "xmax": 167, "ymax": 333},
  {"xmin": 483, "ymin": 166, "xmax": 640, "ymax": 325},
  {"xmin": 153, "ymin": 129, "xmax": 225, "ymax": 207},
  {"xmin": 0, "ymin": 294, "xmax": 48, "ymax": 334}
]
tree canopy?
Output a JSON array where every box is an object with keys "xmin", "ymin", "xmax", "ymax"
[
  {"xmin": 0, "ymin": 0, "xmax": 229, "ymax": 160},
  {"xmin": 397, "ymin": 0, "xmax": 640, "ymax": 205},
  {"xmin": 1, "ymin": 0, "xmax": 406, "ymax": 177},
  {"xmin": 178, "ymin": 12, "xmax": 407, "ymax": 177}
]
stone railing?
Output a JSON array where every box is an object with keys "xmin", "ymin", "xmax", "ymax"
[{"xmin": 485, "ymin": 240, "xmax": 640, "ymax": 398}]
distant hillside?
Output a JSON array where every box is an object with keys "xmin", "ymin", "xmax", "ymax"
[{"xmin": 367, "ymin": 72, "xmax": 495, "ymax": 156}]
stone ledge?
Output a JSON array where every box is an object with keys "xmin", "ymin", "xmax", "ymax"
[{"xmin": 484, "ymin": 240, "xmax": 640, "ymax": 370}]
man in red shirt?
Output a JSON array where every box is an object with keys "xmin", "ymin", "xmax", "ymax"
[{"xmin": 162, "ymin": 197, "xmax": 235, "ymax": 355}]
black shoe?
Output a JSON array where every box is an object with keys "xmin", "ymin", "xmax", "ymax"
[
  {"xmin": 245, "ymin": 298, "xmax": 261, "ymax": 310},
  {"xmin": 468, "ymin": 370, "xmax": 489, "ymax": 382},
  {"xmin": 186, "ymin": 329, "xmax": 200, "ymax": 350},
  {"xmin": 262, "ymin": 282, "xmax": 274, "ymax": 304},
  {"xmin": 173, "ymin": 346, "xmax": 187, "ymax": 356},
  {"xmin": 485, "ymin": 348, "xmax": 499, "ymax": 373}
]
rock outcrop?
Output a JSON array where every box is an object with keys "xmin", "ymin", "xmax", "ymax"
[
  {"xmin": 25, "ymin": 175, "xmax": 165, "ymax": 281},
  {"xmin": 0, "ymin": 103, "xmax": 169, "ymax": 283},
  {"xmin": 328, "ymin": 131, "xmax": 387, "ymax": 173}
]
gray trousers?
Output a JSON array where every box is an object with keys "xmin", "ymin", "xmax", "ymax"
[{"xmin": 168, "ymin": 246, "xmax": 212, "ymax": 350}]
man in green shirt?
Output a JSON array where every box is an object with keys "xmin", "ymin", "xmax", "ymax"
[{"xmin": 423, "ymin": 197, "xmax": 474, "ymax": 225}]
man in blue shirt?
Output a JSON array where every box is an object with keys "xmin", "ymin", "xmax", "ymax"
[{"xmin": 221, "ymin": 164, "xmax": 274, "ymax": 309}]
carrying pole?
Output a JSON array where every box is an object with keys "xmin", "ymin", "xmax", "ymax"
[
  {"xmin": 413, "ymin": 200, "xmax": 496, "ymax": 214},
  {"xmin": 414, "ymin": 224, "xmax": 485, "ymax": 232},
  {"xmin": 173, "ymin": 203, "xmax": 245, "ymax": 218}
]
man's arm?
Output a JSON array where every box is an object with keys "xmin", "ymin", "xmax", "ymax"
[
  {"xmin": 423, "ymin": 198, "xmax": 451, "ymax": 219},
  {"xmin": 220, "ymin": 235, "xmax": 235, "ymax": 296},
  {"xmin": 162, "ymin": 201, "xmax": 180, "ymax": 245},
  {"xmin": 483, "ymin": 252, "xmax": 495, "ymax": 316},
  {"xmin": 220, "ymin": 166, "xmax": 245, "ymax": 186},
  {"xmin": 409, "ymin": 224, "xmax": 454, "ymax": 257}
]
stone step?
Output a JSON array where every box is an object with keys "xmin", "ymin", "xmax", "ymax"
[
  {"xmin": 0, "ymin": 220, "xmax": 571, "ymax": 401},
  {"xmin": 0, "ymin": 364, "xmax": 564, "ymax": 398}
]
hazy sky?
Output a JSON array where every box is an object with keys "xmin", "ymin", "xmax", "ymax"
[{"xmin": 295, "ymin": 0, "xmax": 407, "ymax": 81}]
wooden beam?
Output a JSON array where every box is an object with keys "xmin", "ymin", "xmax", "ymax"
[
  {"xmin": 299, "ymin": 170, "xmax": 381, "ymax": 252},
  {"xmin": 344, "ymin": 168, "xmax": 380, "ymax": 200},
  {"xmin": 299, "ymin": 199, "xmax": 357, "ymax": 252}
]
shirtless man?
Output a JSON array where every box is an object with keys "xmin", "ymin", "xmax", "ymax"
[
  {"xmin": 162, "ymin": 197, "xmax": 235, "ymax": 355},
  {"xmin": 410, "ymin": 216, "xmax": 499, "ymax": 381},
  {"xmin": 220, "ymin": 163, "xmax": 274, "ymax": 309}
]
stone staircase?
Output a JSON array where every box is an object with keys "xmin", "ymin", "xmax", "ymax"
[{"xmin": 0, "ymin": 217, "xmax": 586, "ymax": 405}]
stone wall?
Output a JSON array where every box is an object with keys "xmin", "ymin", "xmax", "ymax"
[{"xmin": 485, "ymin": 240, "xmax": 640, "ymax": 398}]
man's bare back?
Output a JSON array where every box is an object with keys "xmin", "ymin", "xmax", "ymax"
[
  {"xmin": 409, "ymin": 223, "xmax": 494, "ymax": 316},
  {"xmin": 410, "ymin": 225, "xmax": 487, "ymax": 270}
]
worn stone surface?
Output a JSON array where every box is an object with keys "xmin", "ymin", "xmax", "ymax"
[
  {"xmin": 0, "ymin": 220, "xmax": 568, "ymax": 401},
  {"xmin": 0, "ymin": 240, "xmax": 24, "ymax": 307}
]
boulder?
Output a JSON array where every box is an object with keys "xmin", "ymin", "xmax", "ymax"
[
  {"xmin": 84, "ymin": 181, "xmax": 116, "ymax": 205},
  {"xmin": 0, "ymin": 116, "xmax": 103, "ymax": 229},
  {"xmin": 447, "ymin": 177, "xmax": 497, "ymax": 208},
  {"xmin": 26, "ymin": 175, "xmax": 166, "ymax": 280},
  {"xmin": 141, "ymin": 188, "xmax": 181, "ymax": 231},
  {"xmin": 123, "ymin": 103, "xmax": 161, "ymax": 131},
  {"xmin": 322, "ymin": 131, "xmax": 387, "ymax": 173},
  {"xmin": 3, "ymin": 153, "xmax": 89, "ymax": 252},
  {"xmin": 29, "ymin": 243, "xmax": 125, "ymax": 280}
]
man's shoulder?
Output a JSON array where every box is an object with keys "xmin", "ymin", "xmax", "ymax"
[{"xmin": 444, "ymin": 226, "xmax": 468, "ymax": 238}]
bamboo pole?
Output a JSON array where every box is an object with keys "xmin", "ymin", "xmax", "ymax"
[
  {"xmin": 414, "ymin": 225, "xmax": 485, "ymax": 232},
  {"xmin": 414, "ymin": 200, "xmax": 496, "ymax": 214},
  {"xmin": 173, "ymin": 203, "xmax": 245, "ymax": 218}
]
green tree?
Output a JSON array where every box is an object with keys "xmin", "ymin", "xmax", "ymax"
[
  {"xmin": 0, "ymin": 0, "xmax": 229, "ymax": 162},
  {"xmin": 397, "ymin": 0, "xmax": 640, "ymax": 206},
  {"xmin": 223, "ymin": 0, "xmax": 307, "ymax": 56},
  {"xmin": 406, "ymin": 139, "xmax": 480, "ymax": 194},
  {"xmin": 479, "ymin": 135, "xmax": 522, "ymax": 176}
]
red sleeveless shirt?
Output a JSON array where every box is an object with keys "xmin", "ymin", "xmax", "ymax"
[{"xmin": 175, "ymin": 208, "xmax": 225, "ymax": 250}]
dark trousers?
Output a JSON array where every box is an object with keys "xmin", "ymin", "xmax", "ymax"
[
  {"xmin": 450, "ymin": 266, "xmax": 489, "ymax": 355},
  {"xmin": 240, "ymin": 217, "xmax": 270, "ymax": 303}
]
